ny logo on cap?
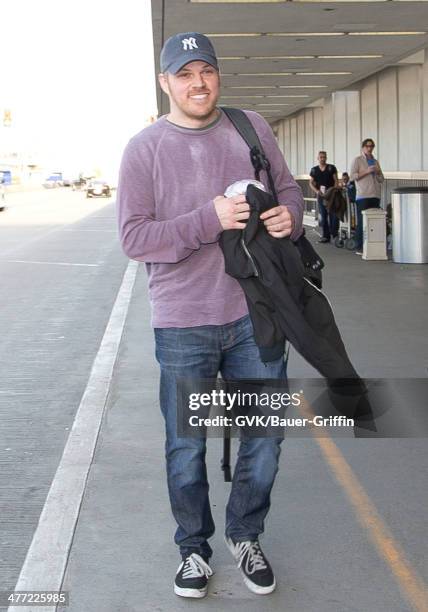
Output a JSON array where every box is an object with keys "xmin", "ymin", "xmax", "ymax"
[{"xmin": 182, "ymin": 37, "xmax": 198, "ymax": 51}]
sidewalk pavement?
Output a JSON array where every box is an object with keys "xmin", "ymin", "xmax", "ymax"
[{"xmin": 56, "ymin": 228, "xmax": 428, "ymax": 612}]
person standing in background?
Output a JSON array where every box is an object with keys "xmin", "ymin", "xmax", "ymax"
[
  {"xmin": 309, "ymin": 151, "xmax": 339, "ymax": 243},
  {"xmin": 350, "ymin": 139, "xmax": 384, "ymax": 255},
  {"xmin": 340, "ymin": 172, "xmax": 356, "ymax": 204}
]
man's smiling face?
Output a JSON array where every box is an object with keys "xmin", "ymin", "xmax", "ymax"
[{"xmin": 159, "ymin": 61, "xmax": 220, "ymax": 128}]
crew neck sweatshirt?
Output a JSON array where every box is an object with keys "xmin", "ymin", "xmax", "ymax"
[
  {"xmin": 166, "ymin": 111, "xmax": 222, "ymax": 131},
  {"xmin": 117, "ymin": 110, "xmax": 304, "ymax": 328}
]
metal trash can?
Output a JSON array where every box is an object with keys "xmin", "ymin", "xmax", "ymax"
[{"xmin": 392, "ymin": 187, "xmax": 428, "ymax": 264}]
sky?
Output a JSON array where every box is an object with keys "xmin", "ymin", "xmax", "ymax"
[{"xmin": 0, "ymin": 0, "xmax": 158, "ymax": 178}]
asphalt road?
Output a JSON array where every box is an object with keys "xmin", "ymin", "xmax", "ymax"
[{"xmin": 0, "ymin": 188, "xmax": 128, "ymax": 593}]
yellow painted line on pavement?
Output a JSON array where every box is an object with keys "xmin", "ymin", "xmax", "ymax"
[{"xmin": 301, "ymin": 400, "xmax": 428, "ymax": 612}]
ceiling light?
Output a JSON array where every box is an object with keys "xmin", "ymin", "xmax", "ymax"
[
  {"xmin": 219, "ymin": 55, "xmax": 316, "ymax": 60},
  {"xmin": 349, "ymin": 31, "xmax": 426, "ymax": 36},
  {"xmin": 206, "ymin": 33, "xmax": 262, "ymax": 37},
  {"xmin": 223, "ymin": 85, "xmax": 328, "ymax": 90},
  {"xmin": 291, "ymin": 0, "xmax": 426, "ymax": 2},
  {"xmin": 268, "ymin": 32, "xmax": 345, "ymax": 37},
  {"xmin": 221, "ymin": 94, "xmax": 308, "ymax": 98},
  {"xmin": 242, "ymin": 72, "xmax": 294, "ymax": 76},
  {"xmin": 222, "ymin": 71, "xmax": 345, "ymax": 77},
  {"xmin": 241, "ymin": 104, "xmax": 292, "ymax": 107},
  {"xmin": 192, "ymin": 0, "xmax": 286, "ymax": 3},
  {"xmin": 254, "ymin": 55, "xmax": 316, "ymax": 59},
  {"xmin": 296, "ymin": 71, "xmax": 352, "ymax": 75},
  {"xmin": 279, "ymin": 85, "xmax": 328, "ymax": 88},
  {"xmin": 225, "ymin": 85, "xmax": 279, "ymax": 89},
  {"xmin": 222, "ymin": 72, "xmax": 293, "ymax": 76},
  {"xmin": 219, "ymin": 54, "xmax": 384, "ymax": 60},
  {"xmin": 204, "ymin": 30, "xmax": 426, "ymax": 38},
  {"xmin": 318, "ymin": 55, "xmax": 383, "ymax": 59},
  {"xmin": 207, "ymin": 32, "xmax": 345, "ymax": 37},
  {"xmin": 292, "ymin": 0, "xmax": 383, "ymax": 2}
]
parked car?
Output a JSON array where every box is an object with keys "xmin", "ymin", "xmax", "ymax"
[
  {"xmin": 72, "ymin": 177, "xmax": 87, "ymax": 190},
  {"xmin": 86, "ymin": 180, "xmax": 111, "ymax": 198},
  {"xmin": 0, "ymin": 180, "xmax": 5, "ymax": 212},
  {"xmin": 43, "ymin": 172, "xmax": 63, "ymax": 188},
  {"xmin": 0, "ymin": 170, "xmax": 12, "ymax": 185}
]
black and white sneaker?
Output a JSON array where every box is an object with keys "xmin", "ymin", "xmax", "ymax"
[
  {"xmin": 174, "ymin": 553, "xmax": 213, "ymax": 598},
  {"xmin": 225, "ymin": 536, "xmax": 276, "ymax": 595}
]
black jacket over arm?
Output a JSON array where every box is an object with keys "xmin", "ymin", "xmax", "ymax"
[{"xmin": 219, "ymin": 184, "xmax": 360, "ymax": 383}]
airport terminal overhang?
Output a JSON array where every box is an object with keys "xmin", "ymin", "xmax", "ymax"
[{"xmin": 151, "ymin": 0, "xmax": 428, "ymax": 123}]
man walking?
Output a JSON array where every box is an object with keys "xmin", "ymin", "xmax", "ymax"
[
  {"xmin": 350, "ymin": 138, "xmax": 384, "ymax": 255},
  {"xmin": 309, "ymin": 151, "xmax": 339, "ymax": 243},
  {"xmin": 117, "ymin": 32, "xmax": 304, "ymax": 598}
]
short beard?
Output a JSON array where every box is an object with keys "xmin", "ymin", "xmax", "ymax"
[{"xmin": 183, "ymin": 103, "xmax": 218, "ymax": 122}]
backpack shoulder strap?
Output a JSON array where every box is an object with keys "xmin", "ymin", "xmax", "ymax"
[
  {"xmin": 221, "ymin": 107, "xmax": 278, "ymax": 200},
  {"xmin": 221, "ymin": 107, "xmax": 264, "ymax": 152},
  {"xmin": 222, "ymin": 107, "xmax": 324, "ymax": 274}
]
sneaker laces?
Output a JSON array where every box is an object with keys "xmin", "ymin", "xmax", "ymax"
[
  {"xmin": 234, "ymin": 541, "xmax": 267, "ymax": 575},
  {"xmin": 181, "ymin": 554, "xmax": 213, "ymax": 580}
]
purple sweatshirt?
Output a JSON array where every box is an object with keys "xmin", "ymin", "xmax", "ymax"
[{"xmin": 117, "ymin": 110, "xmax": 304, "ymax": 328}]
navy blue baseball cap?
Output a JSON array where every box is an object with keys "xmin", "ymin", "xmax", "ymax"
[{"xmin": 160, "ymin": 32, "xmax": 219, "ymax": 74}]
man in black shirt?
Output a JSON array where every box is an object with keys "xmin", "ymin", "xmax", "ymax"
[{"xmin": 309, "ymin": 151, "xmax": 339, "ymax": 243}]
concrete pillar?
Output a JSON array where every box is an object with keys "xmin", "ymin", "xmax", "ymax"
[{"xmin": 378, "ymin": 68, "xmax": 398, "ymax": 171}]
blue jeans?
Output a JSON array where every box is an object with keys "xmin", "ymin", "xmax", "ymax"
[
  {"xmin": 154, "ymin": 315, "xmax": 287, "ymax": 561},
  {"xmin": 355, "ymin": 197, "xmax": 381, "ymax": 249},
  {"xmin": 317, "ymin": 194, "xmax": 339, "ymax": 241}
]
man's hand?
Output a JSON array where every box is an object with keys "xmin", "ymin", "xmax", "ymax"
[
  {"xmin": 260, "ymin": 205, "xmax": 295, "ymax": 238},
  {"xmin": 214, "ymin": 195, "xmax": 250, "ymax": 230}
]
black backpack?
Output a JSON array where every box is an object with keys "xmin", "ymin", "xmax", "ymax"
[
  {"xmin": 219, "ymin": 107, "xmax": 324, "ymax": 481},
  {"xmin": 222, "ymin": 107, "xmax": 324, "ymax": 288}
]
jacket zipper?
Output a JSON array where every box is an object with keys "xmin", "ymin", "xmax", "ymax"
[
  {"xmin": 303, "ymin": 276, "xmax": 335, "ymax": 314},
  {"xmin": 241, "ymin": 237, "xmax": 259, "ymax": 277}
]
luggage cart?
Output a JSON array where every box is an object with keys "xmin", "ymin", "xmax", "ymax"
[{"xmin": 334, "ymin": 191, "xmax": 357, "ymax": 250}]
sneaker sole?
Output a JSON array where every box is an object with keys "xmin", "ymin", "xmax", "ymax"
[
  {"xmin": 225, "ymin": 536, "xmax": 276, "ymax": 595},
  {"xmin": 174, "ymin": 584, "xmax": 208, "ymax": 598},
  {"xmin": 241, "ymin": 571, "xmax": 276, "ymax": 595}
]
